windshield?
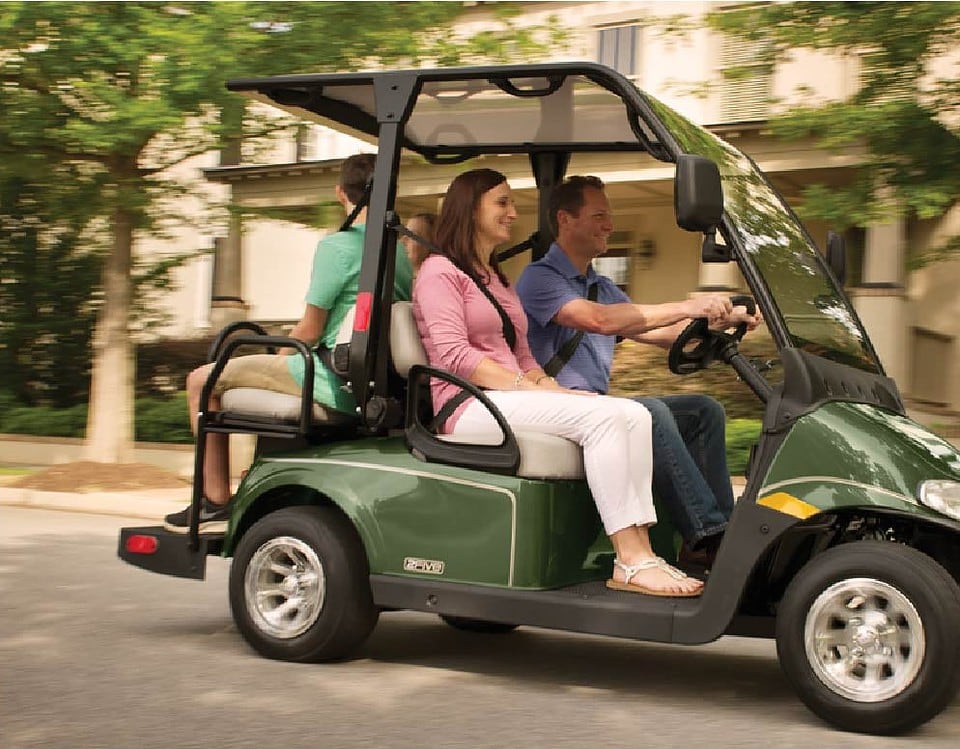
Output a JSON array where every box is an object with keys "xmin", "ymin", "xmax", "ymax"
[{"xmin": 643, "ymin": 96, "xmax": 880, "ymax": 374}]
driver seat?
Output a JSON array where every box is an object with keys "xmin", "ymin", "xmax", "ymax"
[{"xmin": 389, "ymin": 301, "xmax": 585, "ymax": 480}]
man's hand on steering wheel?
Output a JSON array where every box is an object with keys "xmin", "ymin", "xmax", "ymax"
[
  {"xmin": 668, "ymin": 295, "xmax": 759, "ymax": 375},
  {"xmin": 708, "ymin": 303, "xmax": 763, "ymax": 333},
  {"xmin": 684, "ymin": 294, "xmax": 733, "ymax": 329}
]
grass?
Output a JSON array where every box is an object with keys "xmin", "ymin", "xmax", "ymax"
[{"xmin": 0, "ymin": 466, "xmax": 35, "ymax": 476}]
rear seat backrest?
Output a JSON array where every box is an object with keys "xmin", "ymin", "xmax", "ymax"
[{"xmin": 390, "ymin": 301, "xmax": 428, "ymax": 377}]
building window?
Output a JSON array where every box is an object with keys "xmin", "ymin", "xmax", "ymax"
[
  {"xmin": 593, "ymin": 228, "xmax": 649, "ymax": 292},
  {"xmin": 597, "ymin": 25, "xmax": 640, "ymax": 77},
  {"xmin": 718, "ymin": 33, "xmax": 771, "ymax": 122},
  {"xmin": 593, "ymin": 249, "xmax": 632, "ymax": 290},
  {"xmin": 911, "ymin": 328, "xmax": 953, "ymax": 406}
]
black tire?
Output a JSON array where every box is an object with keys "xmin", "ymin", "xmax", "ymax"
[
  {"xmin": 776, "ymin": 540, "xmax": 960, "ymax": 735},
  {"xmin": 440, "ymin": 615, "xmax": 518, "ymax": 634},
  {"xmin": 229, "ymin": 505, "xmax": 378, "ymax": 662}
]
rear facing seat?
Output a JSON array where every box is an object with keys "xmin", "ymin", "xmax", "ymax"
[
  {"xmin": 390, "ymin": 301, "xmax": 585, "ymax": 480},
  {"xmin": 219, "ymin": 308, "xmax": 357, "ymax": 427}
]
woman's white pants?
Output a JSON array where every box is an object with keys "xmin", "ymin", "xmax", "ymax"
[{"xmin": 454, "ymin": 391, "xmax": 655, "ymax": 535}]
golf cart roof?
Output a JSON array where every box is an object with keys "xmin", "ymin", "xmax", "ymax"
[{"xmin": 227, "ymin": 62, "xmax": 667, "ymax": 162}]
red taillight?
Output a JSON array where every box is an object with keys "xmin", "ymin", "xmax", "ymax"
[
  {"xmin": 353, "ymin": 291, "xmax": 372, "ymax": 332},
  {"xmin": 125, "ymin": 535, "xmax": 158, "ymax": 555}
]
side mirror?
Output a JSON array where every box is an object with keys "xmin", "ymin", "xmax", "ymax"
[
  {"xmin": 675, "ymin": 154, "xmax": 727, "ymax": 262},
  {"xmin": 826, "ymin": 231, "xmax": 847, "ymax": 286},
  {"xmin": 675, "ymin": 154, "xmax": 723, "ymax": 233}
]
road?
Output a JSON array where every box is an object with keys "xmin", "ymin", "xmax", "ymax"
[{"xmin": 2, "ymin": 506, "xmax": 959, "ymax": 749}]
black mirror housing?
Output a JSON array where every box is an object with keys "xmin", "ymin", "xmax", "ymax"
[{"xmin": 675, "ymin": 154, "xmax": 723, "ymax": 233}]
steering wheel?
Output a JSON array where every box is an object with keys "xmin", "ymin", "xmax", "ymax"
[{"xmin": 668, "ymin": 295, "xmax": 756, "ymax": 375}]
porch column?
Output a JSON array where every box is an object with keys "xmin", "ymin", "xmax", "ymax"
[
  {"xmin": 209, "ymin": 211, "xmax": 255, "ymax": 479},
  {"xmin": 696, "ymin": 259, "xmax": 742, "ymax": 294},
  {"xmin": 209, "ymin": 211, "xmax": 248, "ymax": 331},
  {"xmin": 849, "ymin": 215, "xmax": 909, "ymax": 386}
]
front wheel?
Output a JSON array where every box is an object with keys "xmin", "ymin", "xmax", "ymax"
[
  {"xmin": 229, "ymin": 505, "xmax": 378, "ymax": 662},
  {"xmin": 776, "ymin": 541, "xmax": 960, "ymax": 734}
]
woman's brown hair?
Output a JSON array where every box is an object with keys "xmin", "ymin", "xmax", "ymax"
[{"xmin": 435, "ymin": 168, "xmax": 510, "ymax": 286}]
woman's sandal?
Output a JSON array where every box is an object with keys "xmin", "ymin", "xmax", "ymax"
[{"xmin": 606, "ymin": 557, "xmax": 703, "ymax": 598}]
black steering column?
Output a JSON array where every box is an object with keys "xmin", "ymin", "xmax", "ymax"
[{"xmin": 667, "ymin": 295, "xmax": 773, "ymax": 403}]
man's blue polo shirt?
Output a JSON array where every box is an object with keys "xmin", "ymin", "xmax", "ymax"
[{"xmin": 516, "ymin": 243, "xmax": 629, "ymax": 393}]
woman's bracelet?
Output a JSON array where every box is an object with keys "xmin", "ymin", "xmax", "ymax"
[
  {"xmin": 535, "ymin": 374, "xmax": 555, "ymax": 385},
  {"xmin": 513, "ymin": 371, "xmax": 525, "ymax": 389}
]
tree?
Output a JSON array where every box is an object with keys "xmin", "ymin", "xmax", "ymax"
[
  {"xmin": 0, "ymin": 2, "xmax": 561, "ymax": 461},
  {"xmin": 0, "ymin": 172, "xmax": 103, "ymax": 407},
  {"xmin": 706, "ymin": 1, "xmax": 960, "ymax": 266}
]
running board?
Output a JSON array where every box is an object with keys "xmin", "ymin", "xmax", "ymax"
[
  {"xmin": 372, "ymin": 574, "xmax": 695, "ymax": 643},
  {"xmin": 370, "ymin": 575, "xmax": 773, "ymax": 643}
]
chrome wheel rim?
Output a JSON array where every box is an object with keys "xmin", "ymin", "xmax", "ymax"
[
  {"xmin": 245, "ymin": 536, "xmax": 326, "ymax": 640},
  {"xmin": 804, "ymin": 577, "xmax": 924, "ymax": 703}
]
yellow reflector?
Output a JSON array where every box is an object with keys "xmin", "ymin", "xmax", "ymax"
[{"xmin": 757, "ymin": 492, "xmax": 819, "ymax": 519}]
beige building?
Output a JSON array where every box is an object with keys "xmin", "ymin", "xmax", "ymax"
[{"xmin": 150, "ymin": 1, "xmax": 960, "ymax": 428}]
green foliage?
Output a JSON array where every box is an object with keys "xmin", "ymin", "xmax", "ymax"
[
  {"xmin": 134, "ymin": 392, "xmax": 193, "ymax": 443},
  {"xmin": 726, "ymin": 419, "xmax": 762, "ymax": 476},
  {"xmin": 0, "ymin": 393, "xmax": 193, "ymax": 443},
  {"xmin": 0, "ymin": 175, "xmax": 104, "ymax": 407},
  {"xmin": 706, "ymin": 2, "xmax": 960, "ymax": 264},
  {"xmin": 0, "ymin": 387, "xmax": 763, "ymax": 470},
  {"xmin": 1, "ymin": 401, "xmax": 89, "ymax": 438}
]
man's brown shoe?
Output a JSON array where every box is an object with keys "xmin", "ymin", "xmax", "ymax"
[{"xmin": 678, "ymin": 533, "xmax": 723, "ymax": 575}]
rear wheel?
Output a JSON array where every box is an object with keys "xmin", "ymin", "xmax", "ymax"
[
  {"xmin": 440, "ymin": 615, "xmax": 518, "ymax": 634},
  {"xmin": 776, "ymin": 541, "xmax": 960, "ymax": 734},
  {"xmin": 229, "ymin": 505, "xmax": 378, "ymax": 662}
]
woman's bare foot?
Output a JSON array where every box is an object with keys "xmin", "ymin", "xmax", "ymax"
[{"xmin": 607, "ymin": 556, "xmax": 704, "ymax": 597}]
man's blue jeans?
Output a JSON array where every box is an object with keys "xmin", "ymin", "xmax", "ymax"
[{"xmin": 633, "ymin": 394, "xmax": 734, "ymax": 548}]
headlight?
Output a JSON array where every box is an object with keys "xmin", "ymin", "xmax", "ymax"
[{"xmin": 918, "ymin": 480, "xmax": 960, "ymax": 521}]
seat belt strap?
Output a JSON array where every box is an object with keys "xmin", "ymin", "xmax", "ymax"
[{"xmin": 542, "ymin": 282, "xmax": 598, "ymax": 377}]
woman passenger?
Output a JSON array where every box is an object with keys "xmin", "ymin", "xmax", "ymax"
[{"xmin": 412, "ymin": 168, "xmax": 702, "ymax": 597}]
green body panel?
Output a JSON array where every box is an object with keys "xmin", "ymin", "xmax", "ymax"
[
  {"xmin": 224, "ymin": 436, "xmax": 616, "ymax": 589},
  {"xmin": 759, "ymin": 402, "xmax": 960, "ymax": 520}
]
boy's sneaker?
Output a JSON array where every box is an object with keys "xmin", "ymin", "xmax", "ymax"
[{"xmin": 164, "ymin": 498, "xmax": 231, "ymax": 535}]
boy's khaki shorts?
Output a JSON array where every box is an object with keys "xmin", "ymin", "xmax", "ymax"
[{"xmin": 211, "ymin": 354, "xmax": 303, "ymax": 397}]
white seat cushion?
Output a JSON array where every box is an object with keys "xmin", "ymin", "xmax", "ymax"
[
  {"xmin": 221, "ymin": 387, "xmax": 354, "ymax": 424},
  {"xmin": 439, "ymin": 430, "xmax": 585, "ymax": 480}
]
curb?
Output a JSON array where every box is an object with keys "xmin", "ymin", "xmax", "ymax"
[{"xmin": 0, "ymin": 486, "xmax": 187, "ymax": 521}]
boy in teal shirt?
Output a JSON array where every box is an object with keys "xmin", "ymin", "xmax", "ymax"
[
  {"xmin": 286, "ymin": 220, "xmax": 413, "ymax": 413},
  {"xmin": 166, "ymin": 153, "xmax": 412, "ymax": 533}
]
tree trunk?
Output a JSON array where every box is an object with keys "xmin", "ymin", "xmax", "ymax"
[{"xmin": 84, "ymin": 202, "xmax": 135, "ymax": 463}]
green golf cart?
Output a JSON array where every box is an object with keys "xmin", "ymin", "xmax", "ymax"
[{"xmin": 118, "ymin": 62, "xmax": 960, "ymax": 735}]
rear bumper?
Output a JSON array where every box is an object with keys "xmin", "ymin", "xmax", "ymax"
[{"xmin": 117, "ymin": 526, "xmax": 223, "ymax": 580}]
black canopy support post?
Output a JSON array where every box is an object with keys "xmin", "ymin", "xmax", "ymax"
[
  {"xmin": 529, "ymin": 152, "xmax": 569, "ymax": 261},
  {"xmin": 349, "ymin": 73, "xmax": 420, "ymax": 427}
]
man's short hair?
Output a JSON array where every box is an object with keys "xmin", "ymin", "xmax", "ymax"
[
  {"xmin": 548, "ymin": 175, "xmax": 605, "ymax": 236},
  {"xmin": 339, "ymin": 153, "xmax": 376, "ymax": 205}
]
